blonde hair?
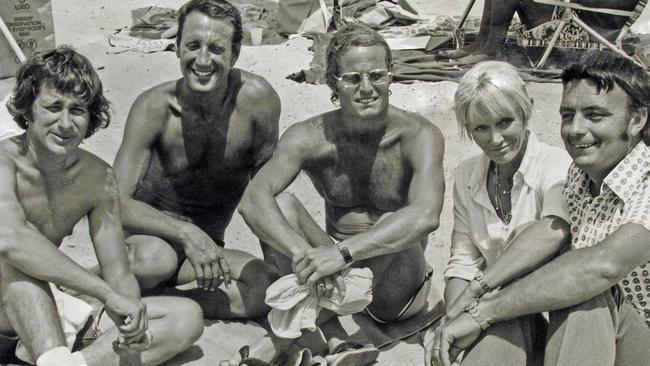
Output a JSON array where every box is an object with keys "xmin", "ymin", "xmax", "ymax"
[{"xmin": 454, "ymin": 61, "xmax": 532, "ymax": 139}]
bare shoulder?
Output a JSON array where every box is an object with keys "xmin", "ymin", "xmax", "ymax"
[
  {"xmin": 389, "ymin": 106, "xmax": 444, "ymax": 148},
  {"xmin": 74, "ymin": 150, "xmax": 119, "ymax": 200},
  {"xmin": 128, "ymin": 80, "xmax": 178, "ymax": 123},
  {"xmin": 236, "ymin": 69, "xmax": 280, "ymax": 108},
  {"xmin": 277, "ymin": 112, "xmax": 331, "ymax": 159},
  {"xmin": 0, "ymin": 136, "xmax": 22, "ymax": 172}
]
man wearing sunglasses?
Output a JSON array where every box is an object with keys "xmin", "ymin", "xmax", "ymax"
[{"xmin": 239, "ymin": 23, "xmax": 445, "ymax": 360}]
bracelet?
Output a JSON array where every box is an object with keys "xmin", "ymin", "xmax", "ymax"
[
  {"xmin": 335, "ymin": 242, "xmax": 354, "ymax": 264},
  {"xmin": 465, "ymin": 300, "xmax": 490, "ymax": 330},
  {"xmin": 473, "ymin": 270, "xmax": 493, "ymax": 295}
]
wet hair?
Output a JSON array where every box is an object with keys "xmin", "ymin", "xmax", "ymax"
[
  {"xmin": 562, "ymin": 51, "xmax": 650, "ymax": 145},
  {"xmin": 7, "ymin": 46, "xmax": 110, "ymax": 138},
  {"xmin": 176, "ymin": 0, "xmax": 243, "ymax": 58},
  {"xmin": 455, "ymin": 61, "xmax": 532, "ymax": 140},
  {"xmin": 326, "ymin": 23, "xmax": 392, "ymax": 99}
]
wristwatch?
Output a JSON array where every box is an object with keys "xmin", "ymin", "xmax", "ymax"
[
  {"xmin": 336, "ymin": 242, "xmax": 354, "ymax": 264},
  {"xmin": 473, "ymin": 270, "xmax": 493, "ymax": 295}
]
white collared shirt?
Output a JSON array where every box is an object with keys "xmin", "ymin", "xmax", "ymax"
[{"xmin": 444, "ymin": 132, "xmax": 572, "ymax": 282}]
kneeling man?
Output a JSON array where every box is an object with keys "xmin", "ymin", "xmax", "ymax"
[{"xmin": 0, "ymin": 46, "xmax": 203, "ymax": 365}]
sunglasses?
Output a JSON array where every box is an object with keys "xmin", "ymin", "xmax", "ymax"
[{"xmin": 335, "ymin": 69, "xmax": 391, "ymax": 86}]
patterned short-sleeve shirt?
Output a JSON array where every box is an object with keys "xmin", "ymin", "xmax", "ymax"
[{"xmin": 563, "ymin": 142, "xmax": 650, "ymax": 326}]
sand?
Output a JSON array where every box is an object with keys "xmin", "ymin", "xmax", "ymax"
[{"xmin": 1, "ymin": 1, "xmax": 646, "ymax": 365}]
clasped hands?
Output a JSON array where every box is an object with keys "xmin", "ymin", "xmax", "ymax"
[
  {"xmin": 105, "ymin": 292, "xmax": 152, "ymax": 353},
  {"xmin": 292, "ymin": 244, "xmax": 348, "ymax": 298},
  {"xmin": 424, "ymin": 284, "xmax": 485, "ymax": 366}
]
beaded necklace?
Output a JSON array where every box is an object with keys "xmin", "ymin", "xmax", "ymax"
[{"xmin": 492, "ymin": 164, "xmax": 512, "ymax": 224}]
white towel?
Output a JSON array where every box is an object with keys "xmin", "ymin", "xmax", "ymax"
[{"xmin": 265, "ymin": 268, "xmax": 373, "ymax": 338}]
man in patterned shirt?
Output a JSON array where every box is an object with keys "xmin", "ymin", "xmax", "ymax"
[{"xmin": 432, "ymin": 52, "xmax": 650, "ymax": 366}]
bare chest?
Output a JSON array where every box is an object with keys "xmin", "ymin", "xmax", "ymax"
[
  {"xmin": 16, "ymin": 173, "xmax": 91, "ymax": 244},
  {"xmin": 308, "ymin": 143, "xmax": 410, "ymax": 210},
  {"xmin": 156, "ymin": 109, "xmax": 256, "ymax": 178}
]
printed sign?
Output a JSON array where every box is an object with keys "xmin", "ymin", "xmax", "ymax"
[{"xmin": 0, "ymin": 0, "xmax": 55, "ymax": 77}]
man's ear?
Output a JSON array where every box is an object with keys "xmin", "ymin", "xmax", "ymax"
[{"xmin": 629, "ymin": 106, "xmax": 648, "ymax": 139}]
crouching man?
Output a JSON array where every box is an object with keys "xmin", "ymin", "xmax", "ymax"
[{"xmin": 0, "ymin": 46, "xmax": 203, "ymax": 365}]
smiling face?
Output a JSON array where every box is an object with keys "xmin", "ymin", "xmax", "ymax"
[
  {"xmin": 177, "ymin": 11, "xmax": 237, "ymax": 93},
  {"xmin": 27, "ymin": 85, "xmax": 90, "ymax": 158},
  {"xmin": 560, "ymin": 79, "xmax": 644, "ymax": 185},
  {"xmin": 335, "ymin": 45, "xmax": 391, "ymax": 121},
  {"xmin": 467, "ymin": 107, "xmax": 528, "ymax": 165}
]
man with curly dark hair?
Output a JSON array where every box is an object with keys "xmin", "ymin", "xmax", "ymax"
[{"xmin": 0, "ymin": 46, "xmax": 203, "ymax": 366}]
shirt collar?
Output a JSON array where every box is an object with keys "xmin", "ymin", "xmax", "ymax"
[
  {"xmin": 468, "ymin": 130, "xmax": 540, "ymax": 193},
  {"xmin": 603, "ymin": 142, "xmax": 650, "ymax": 199}
]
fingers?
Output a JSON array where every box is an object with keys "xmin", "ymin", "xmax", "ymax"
[
  {"xmin": 431, "ymin": 326, "xmax": 443, "ymax": 366},
  {"xmin": 219, "ymin": 257, "xmax": 232, "ymax": 288},
  {"xmin": 449, "ymin": 345, "xmax": 462, "ymax": 364},
  {"xmin": 118, "ymin": 304, "xmax": 148, "ymax": 344},
  {"xmin": 202, "ymin": 264, "xmax": 214, "ymax": 291},
  {"xmin": 323, "ymin": 276, "xmax": 335, "ymax": 298},
  {"xmin": 316, "ymin": 280, "xmax": 326, "ymax": 297},
  {"xmin": 209, "ymin": 261, "xmax": 222, "ymax": 291},
  {"xmin": 438, "ymin": 330, "xmax": 452, "ymax": 366},
  {"xmin": 335, "ymin": 274, "xmax": 346, "ymax": 297},
  {"xmin": 194, "ymin": 264, "xmax": 205, "ymax": 289}
]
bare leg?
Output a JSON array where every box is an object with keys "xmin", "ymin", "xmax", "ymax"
[
  {"xmin": 126, "ymin": 234, "xmax": 278, "ymax": 319},
  {"xmin": 81, "ymin": 296, "xmax": 204, "ymax": 366},
  {"xmin": 0, "ymin": 261, "xmax": 67, "ymax": 361},
  {"xmin": 442, "ymin": 0, "xmax": 494, "ymax": 59},
  {"xmin": 168, "ymin": 249, "xmax": 277, "ymax": 319},
  {"xmin": 243, "ymin": 193, "xmax": 426, "ymax": 362},
  {"xmin": 126, "ymin": 235, "xmax": 179, "ymax": 290}
]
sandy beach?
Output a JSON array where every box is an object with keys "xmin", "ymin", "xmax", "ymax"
[{"xmin": 2, "ymin": 1, "xmax": 649, "ymax": 364}]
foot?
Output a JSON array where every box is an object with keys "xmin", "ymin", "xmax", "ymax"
[
  {"xmin": 454, "ymin": 53, "xmax": 492, "ymax": 66},
  {"xmin": 438, "ymin": 48, "xmax": 472, "ymax": 59}
]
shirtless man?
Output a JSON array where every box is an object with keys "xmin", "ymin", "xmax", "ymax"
[
  {"xmin": 113, "ymin": 0, "xmax": 280, "ymax": 319},
  {"xmin": 239, "ymin": 23, "xmax": 445, "ymax": 328},
  {"xmin": 0, "ymin": 46, "xmax": 203, "ymax": 366}
]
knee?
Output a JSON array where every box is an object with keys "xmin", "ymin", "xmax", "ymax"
[
  {"xmin": 1, "ymin": 272, "xmax": 48, "ymax": 309},
  {"xmin": 164, "ymin": 298, "xmax": 204, "ymax": 348},
  {"xmin": 240, "ymin": 259, "xmax": 279, "ymax": 316},
  {"xmin": 129, "ymin": 236, "xmax": 178, "ymax": 276}
]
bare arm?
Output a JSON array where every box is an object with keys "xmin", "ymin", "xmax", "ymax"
[
  {"xmin": 88, "ymin": 165, "xmax": 149, "ymax": 345},
  {"xmin": 248, "ymin": 77, "xmax": 281, "ymax": 177},
  {"xmin": 343, "ymin": 121, "xmax": 445, "ymax": 260},
  {"xmin": 239, "ymin": 122, "xmax": 315, "ymax": 257},
  {"xmin": 480, "ymin": 222, "xmax": 650, "ymax": 323},
  {"xmin": 89, "ymin": 167, "xmax": 140, "ymax": 300},
  {"xmin": 0, "ymin": 156, "xmax": 115, "ymax": 303},
  {"xmin": 113, "ymin": 89, "xmax": 196, "ymax": 244}
]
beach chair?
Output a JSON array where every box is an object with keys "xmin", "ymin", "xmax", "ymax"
[
  {"xmin": 451, "ymin": 0, "xmax": 478, "ymax": 49},
  {"xmin": 516, "ymin": 0, "xmax": 647, "ymax": 68}
]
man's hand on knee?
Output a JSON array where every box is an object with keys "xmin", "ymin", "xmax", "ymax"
[
  {"xmin": 104, "ymin": 292, "xmax": 149, "ymax": 347},
  {"xmin": 181, "ymin": 226, "xmax": 232, "ymax": 291},
  {"xmin": 292, "ymin": 246, "xmax": 347, "ymax": 287}
]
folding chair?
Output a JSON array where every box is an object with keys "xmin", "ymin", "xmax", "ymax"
[
  {"xmin": 452, "ymin": 0, "xmax": 478, "ymax": 49},
  {"xmin": 516, "ymin": 0, "xmax": 647, "ymax": 68}
]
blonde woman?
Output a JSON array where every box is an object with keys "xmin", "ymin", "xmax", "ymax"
[{"xmin": 426, "ymin": 61, "xmax": 572, "ymax": 366}]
